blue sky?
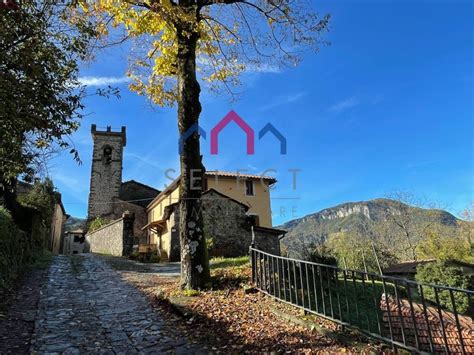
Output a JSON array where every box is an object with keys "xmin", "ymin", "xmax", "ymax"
[{"xmin": 49, "ymin": 0, "xmax": 473, "ymax": 225}]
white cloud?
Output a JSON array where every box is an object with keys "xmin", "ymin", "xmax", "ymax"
[
  {"xmin": 259, "ymin": 92, "xmax": 307, "ymax": 111},
  {"xmin": 328, "ymin": 96, "xmax": 359, "ymax": 114},
  {"xmin": 197, "ymin": 57, "xmax": 281, "ymax": 75},
  {"xmin": 78, "ymin": 76, "xmax": 131, "ymax": 87},
  {"xmin": 245, "ymin": 63, "xmax": 281, "ymax": 74}
]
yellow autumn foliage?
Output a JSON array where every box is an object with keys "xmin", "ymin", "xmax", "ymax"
[{"xmin": 74, "ymin": 0, "xmax": 244, "ymax": 106}]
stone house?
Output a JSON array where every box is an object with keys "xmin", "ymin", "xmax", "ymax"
[
  {"xmin": 383, "ymin": 259, "xmax": 474, "ymax": 279},
  {"xmin": 144, "ymin": 172, "xmax": 286, "ymax": 261},
  {"xmin": 63, "ymin": 229, "xmax": 85, "ymax": 254}
]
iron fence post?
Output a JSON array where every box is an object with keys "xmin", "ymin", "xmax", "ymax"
[
  {"xmin": 299, "ymin": 261, "xmax": 305, "ymax": 309},
  {"xmin": 381, "ymin": 279, "xmax": 395, "ymax": 348},
  {"xmin": 305, "ymin": 263, "xmax": 311, "ymax": 311},
  {"xmin": 449, "ymin": 289, "xmax": 466, "ymax": 355},
  {"xmin": 405, "ymin": 283, "xmax": 420, "ymax": 350},
  {"xmin": 433, "ymin": 287, "xmax": 450, "ymax": 354},
  {"xmin": 419, "ymin": 285, "xmax": 434, "ymax": 353}
]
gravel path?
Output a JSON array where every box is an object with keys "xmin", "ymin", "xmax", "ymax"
[{"xmin": 30, "ymin": 254, "xmax": 204, "ymax": 354}]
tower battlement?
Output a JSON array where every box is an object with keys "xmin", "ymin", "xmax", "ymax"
[{"xmin": 90, "ymin": 124, "xmax": 126, "ymax": 146}]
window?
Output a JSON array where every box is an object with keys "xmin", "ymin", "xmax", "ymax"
[
  {"xmin": 245, "ymin": 180, "xmax": 255, "ymax": 196},
  {"xmin": 103, "ymin": 146, "xmax": 112, "ymax": 164}
]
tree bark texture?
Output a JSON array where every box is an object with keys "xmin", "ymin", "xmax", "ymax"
[{"xmin": 176, "ymin": 25, "xmax": 211, "ymax": 289}]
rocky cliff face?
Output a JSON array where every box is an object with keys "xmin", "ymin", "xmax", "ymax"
[{"xmin": 319, "ymin": 204, "xmax": 371, "ymax": 220}]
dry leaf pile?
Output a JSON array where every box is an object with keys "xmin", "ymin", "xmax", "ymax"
[{"xmin": 118, "ymin": 262, "xmax": 381, "ymax": 353}]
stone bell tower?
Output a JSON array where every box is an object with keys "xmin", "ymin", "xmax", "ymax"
[{"xmin": 87, "ymin": 124, "xmax": 126, "ymax": 220}]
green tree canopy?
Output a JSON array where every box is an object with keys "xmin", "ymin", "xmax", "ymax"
[
  {"xmin": 416, "ymin": 225, "xmax": 472, "ymax": 263},
  {"xmin": 0, "ymin": 2, "xmax": 96, "ymax": 187},
  {"xmin": 18, "ymin": 178, "xmax": 58, "ymax": 228},
  {"xmin": 326, "ymin": 231, "xmax": 379, "ymax": 272},
  {"xmin": 416, "ymin": 261, "xmax": 471, "ymax": 314}
]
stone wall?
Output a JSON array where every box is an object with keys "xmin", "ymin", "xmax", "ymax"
[
  {"xmin": 113, "ymin": 199, "xmax": 147, "ymax": 241},
  {"xmin": 85, "ymin": 213, "xmax": 134, "ymax": 256},
  {"xmin": 253, "ymin": 227, "xmax": 281, "ymax": 256},
  {"xmin": 158, "ymin": 190, "xmax": 283, "ymax": 261},
  {"xmin": 201, "ymin": 189, "xmax": 282, "ymax": 258},
  {"xmin": 201, "ymin": 190, "xmax": 252, "ymax": 258},
  {"xmin": 168, "ymin": 211, "xmax": 180, "ymax": 262},
  {"xmin": 380, "ymin": 294, "xmax": 473, "ymax": 353}
]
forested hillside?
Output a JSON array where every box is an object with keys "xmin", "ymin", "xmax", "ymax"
[
  {"xmin": 64, "ymin": 217, "xmax": 86, "ymax": 232},
  {"xmin": 279, "ymin": 198, "xmax": 472, "ymax": 270}
]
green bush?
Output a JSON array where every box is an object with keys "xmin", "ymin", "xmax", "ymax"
[
  {"xmin": 0, "ymin": 207, "xmax": 50, "ymax": 289},
  {"xmin": 18, "ymin": 179, "xmax": 57, "ymax": 251},
  {"xmin": 148, "ymin": 253, "xmax": 160, "ymax": 263},
  {"xmin": 0, "ymin": 179, "xmax": 57, "ymax": 290},
  {"xmin": 0, "ymin": 206, "xmax": 26, "ymax": 289},
  {"xmin": 206, "ymin": 235, "xmax": 214, "ymax": 252},
  {"xmin": 129, "ymin": 251, "xmax": 140, "ymax": 260},
  {"xmin": 88, "ymin": 216, "xmax": 108, "ymax": 232},
  {"xmin": 416, "ymin": 261, "xmax": 471, "ymax": 314}
]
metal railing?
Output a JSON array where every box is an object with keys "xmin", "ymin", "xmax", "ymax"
[{"xmin": 250, "ymin": 247, "xmax": 473, "ymax": 354}]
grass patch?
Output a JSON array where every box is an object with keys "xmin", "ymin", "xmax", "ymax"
[
  {"xmin": 210, "ymin": 256, "xmax": 249, "ymax": 269},
  {"xmin": 70, "ymin": 256, "xmax": 83, "ymax": 274},
  {"xmin": 183, "ymin": 289, "xmax": 201, "ymax": 297},
  {"xmin": 26, "ymin": 250, "xmax": 53, "ymax": 269},
  {"xmin": 262, "ymin": 266, "xmax": 399, "ymax": 336}
]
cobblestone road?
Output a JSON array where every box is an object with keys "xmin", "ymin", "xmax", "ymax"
[{"xmin": 30, "ymin": 254, "xmax": 204, "ymax": 354}]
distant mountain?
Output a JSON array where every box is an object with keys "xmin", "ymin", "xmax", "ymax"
[
  {"xmin": 278, "ymin": 198, "xmax": 460, "ymax": 257},
  {"xmin": 64, "ymin": 216, "xmax": 86, "ymax": 232}
]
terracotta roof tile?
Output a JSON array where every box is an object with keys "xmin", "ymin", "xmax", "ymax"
[
  {"xmin": 383, "ymin": 259, "xmax": 435, "ymax": 274},
  {"xmin": 205, "ymin": 171, "xmax": 277, "ymax": 183}
]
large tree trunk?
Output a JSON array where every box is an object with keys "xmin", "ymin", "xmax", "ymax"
[{"xmin": 176, "ymin": 26, "xmax": 210, "ymax": 289}]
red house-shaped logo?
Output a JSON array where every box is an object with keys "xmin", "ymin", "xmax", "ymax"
[{"xmin": 210, "ymin": 110, "xmax": 255, "ymax": 155}]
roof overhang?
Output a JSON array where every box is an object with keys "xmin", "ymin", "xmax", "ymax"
[
  {"xmin": 141, "ymin": 220, "xmax": 166, "ymax": 231},
  {"xmin": 147, "ymin": 170, "xmax": 278, "ymax": 210},
  {"xmin": 254, "ymin": 226, "xmax": 288, "ymax": 236}
]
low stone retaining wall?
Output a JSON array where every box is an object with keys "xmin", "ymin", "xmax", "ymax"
[
  {"xmin": 380, "ymin": 294, "xmax": 473, "ymax": 353},
  {"xmin": 85, "ymin": 212, "xmax": 134, "ymax": 257}
]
